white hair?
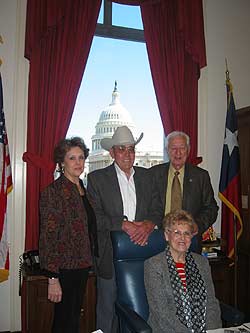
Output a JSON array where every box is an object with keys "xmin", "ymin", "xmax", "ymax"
[{"xmin": 166, "ymin": 131, "xmax": 190, "ymax": 150}]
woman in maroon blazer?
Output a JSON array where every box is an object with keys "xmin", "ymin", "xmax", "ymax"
[{"xmin": 39, "ymin": 137, "xmax": 98, "ymax": 333}]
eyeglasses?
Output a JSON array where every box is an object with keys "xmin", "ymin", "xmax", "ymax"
[
  {"xmin": 167, "ymin": 229, "xmax": 192, "ymax": 239},
  {"xmin": 113, "ymin": 145, "xmax": 135, "ymax": 153},
  {"xmin": 168, "ymin": 146, "xmax": 188, "ymax": 153}
]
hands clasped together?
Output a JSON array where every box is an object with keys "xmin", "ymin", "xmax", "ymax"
[{"xmin": 122, "ymin": 220, "xmax": 155, "ymax": 246}]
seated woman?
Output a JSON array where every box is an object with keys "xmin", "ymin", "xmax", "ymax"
[{"xmin": 144, "ymin": 210, "xmax": 222, "ymax": 333}]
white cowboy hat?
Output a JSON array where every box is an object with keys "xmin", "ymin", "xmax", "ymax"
[{"xmin": 101, "ymin": 126, "xmax": 143, "ymax": 151}]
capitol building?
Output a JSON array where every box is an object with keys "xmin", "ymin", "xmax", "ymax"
[{"xmin": 88, "ymin": 82, "xmax": 163, "ymax": 173}]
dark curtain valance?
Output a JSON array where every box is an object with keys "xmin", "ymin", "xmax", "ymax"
[{"xmin": 111, "ymin": 0, "xmax": 160, "ymax": 5}]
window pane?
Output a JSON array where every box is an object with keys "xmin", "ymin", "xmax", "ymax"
[
  {"xmin": 97, "ymin": 1, "xmax": 104, "ymax": 24},
  {"xmin": 112, "ymin": 3, "xmax": 143, "ymax": 30}
]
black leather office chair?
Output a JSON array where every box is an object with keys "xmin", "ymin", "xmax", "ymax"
[{"xmin": 111, "ymin": 230, "xmax": 244, "ymax": 333}]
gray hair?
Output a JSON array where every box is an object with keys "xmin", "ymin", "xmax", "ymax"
[
  {"xmin": 166, "ymin": 131, "xmax": 190, "ymax": 151},
  {"xmin": 163, "ymin": 210, "xmax": 197, "ymax": 234}
]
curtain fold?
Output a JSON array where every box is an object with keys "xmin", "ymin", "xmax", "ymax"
[{"xmin": 23, "ymin": 0, "xmax": 101, "ymax": 251}]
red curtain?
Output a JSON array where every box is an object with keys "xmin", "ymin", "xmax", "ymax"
[
  {"xmin": 23, "ymin": 0, "xmax": 101, "ymax": 251},
  {"xmin": 113, "ymin": 0, "xmax": 206, "ymax": 162},
  {"xmin": 141, "ymin": 0, "xmax": 206, "ymax": 162}
]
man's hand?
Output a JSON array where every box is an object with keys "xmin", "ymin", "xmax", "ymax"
[{"xmin": 122, "ymin": 220, "xmax": 155, "ymax": 246}]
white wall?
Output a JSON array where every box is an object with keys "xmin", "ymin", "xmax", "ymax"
[
  {"xmin": 0, "ymin": 0, "xmax": 250, "ymax": 330},
  {"xmin": 199, "ymin": 0, "xmax": 250, "ymax": 234}
]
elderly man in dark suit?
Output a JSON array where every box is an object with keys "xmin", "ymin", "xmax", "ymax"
[
  {"xmin": 87, "ymin": 126, "xmax": 162, "ymax": 333},
  {"xmin": 150, "ymin": 131, "xmax": 218, "ymax": 253}
]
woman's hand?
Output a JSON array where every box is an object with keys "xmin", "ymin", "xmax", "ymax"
[{"xmin": 48, "ymin": 278, "xmax": 62, "ymax": 303}]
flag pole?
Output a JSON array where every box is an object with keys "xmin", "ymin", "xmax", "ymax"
[
  {"xmin": 224, "ymin": 59, "xmax": 240, "ymax": 308},
  {"xmin": 233, "ymin": 214, "xmax": 238, "ymax": 308}
]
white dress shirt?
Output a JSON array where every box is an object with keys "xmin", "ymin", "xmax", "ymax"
[{"xmin": 114, "ymin": 163, "xmax": 136, "ymax": 221}]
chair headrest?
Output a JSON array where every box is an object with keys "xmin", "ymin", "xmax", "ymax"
[{"xmin": 111, "ymin": 230, "xmax": 166, "ymax": 261}]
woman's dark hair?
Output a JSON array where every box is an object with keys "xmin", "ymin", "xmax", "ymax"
[{"xmin": 54, "ymin": 137, "xmax": 89, "ymax": 173}]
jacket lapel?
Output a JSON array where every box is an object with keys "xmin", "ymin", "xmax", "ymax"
[
  {"xmin": 183, "ymin": 164, "xmax": 193, "ymax": 209},
  {"xmin": 161, "ymin": 163, "xmax": 170, "ymax": 208},
  {"xmin": 107, "ymin": 164, "xmax": 124, "ymax": 215},
  {"xmin": 134, "ymin": 167, "xmax": 143, "ymax": 218}
]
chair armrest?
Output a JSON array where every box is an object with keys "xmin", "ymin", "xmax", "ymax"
[
  {"xmin": 115, "ymin": 301, "xmax": 152, "ymax": 333},
  {"xmin": 220, "ymin": 302, "xmax": 245, "ymax": 327}
]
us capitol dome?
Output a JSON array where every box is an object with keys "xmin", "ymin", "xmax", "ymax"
[{"xmin": 88, "ymin": 82, "xmax": 163, "ymax": 172}]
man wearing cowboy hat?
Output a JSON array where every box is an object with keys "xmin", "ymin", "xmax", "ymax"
[{"xmin": 87, "ymin": 126, "xmax": 162, "ymax": 333}]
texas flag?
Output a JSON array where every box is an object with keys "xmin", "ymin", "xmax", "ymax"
[{"xmin": 218, "ymin": 75, "xmax": 243, "ymax": 258}]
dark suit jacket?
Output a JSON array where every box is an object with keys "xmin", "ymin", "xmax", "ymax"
[
  {"xmin": 150, "ymin": 162, "xmax": 218, "ymax": 251},
  {"xmin": 87, "ymin": 163, "xmax": 162, "ymax": 279}
]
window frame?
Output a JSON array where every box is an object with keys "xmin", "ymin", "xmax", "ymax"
[{"xmin": 95, "ymin": 0, "xmax": 145, "ymax": 43}]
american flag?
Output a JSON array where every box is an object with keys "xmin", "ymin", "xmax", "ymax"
[{"xmin": 0, "ymin": 74, "xmax": 13, "ymax": 282}]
